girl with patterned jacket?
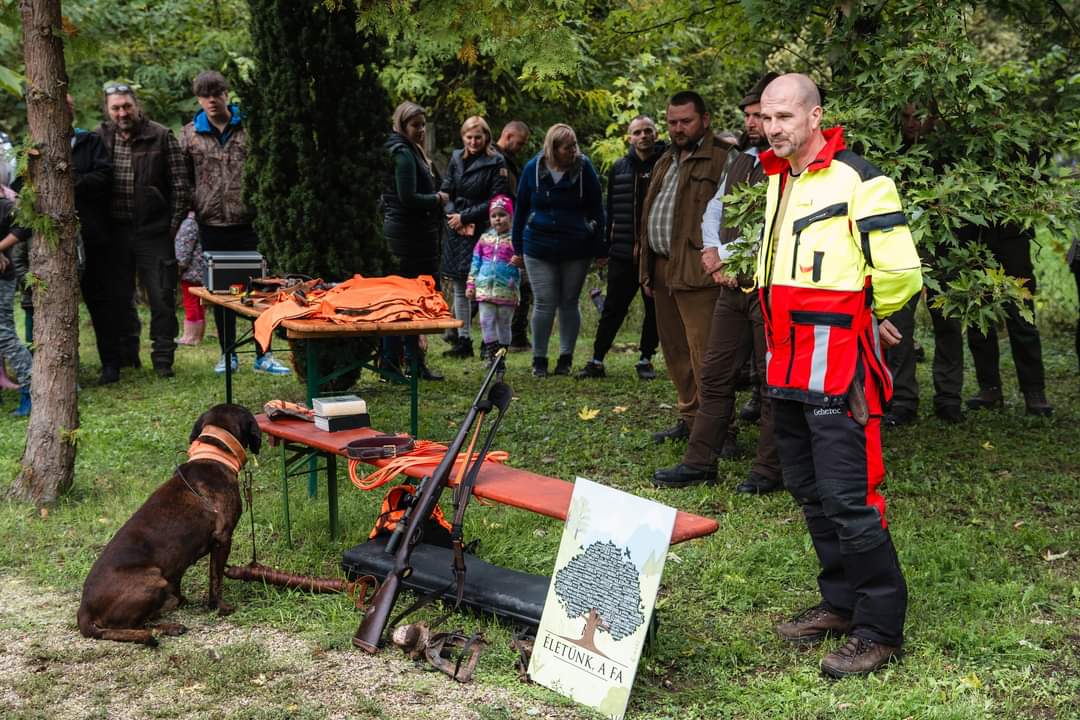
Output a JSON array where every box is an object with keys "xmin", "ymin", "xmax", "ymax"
[{"xmin": 466, "ymin": 195, "xmax": 520, "ymax": 363}]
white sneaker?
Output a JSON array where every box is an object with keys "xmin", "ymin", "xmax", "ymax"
[{"xmin": 214, "ymin": 353, "xmax": 239, "ymax": 374}]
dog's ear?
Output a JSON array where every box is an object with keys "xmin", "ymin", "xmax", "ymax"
[
  {"xmin": 189, "ymin": 410, "xmax": 210, "ymax": 444},
  {"xmin": 243, "ymin": 410, "xmax": 262, "ymax": 454}
]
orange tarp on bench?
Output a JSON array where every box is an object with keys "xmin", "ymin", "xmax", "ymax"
[{"xmin": 256, "ymin": 415, "xmax": 719, "ymax": 545}]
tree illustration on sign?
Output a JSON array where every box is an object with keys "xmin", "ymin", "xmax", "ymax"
[{"xmin": 553, "ymin": 540, "xmax": 645, "ymax": 657}]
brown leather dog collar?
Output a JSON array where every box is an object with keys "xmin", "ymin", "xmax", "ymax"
[{"xmin": 188, "ymin": 424, "xmax": 248, "ymax": 473}]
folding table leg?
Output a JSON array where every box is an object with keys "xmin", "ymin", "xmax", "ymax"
[
  {"xmin": 409, "ymin": 351, "xmax": 419, "ymax": 437},
  {"xmin": 306, "ymin": 341, "xmax": 319, "ymax": 499}
]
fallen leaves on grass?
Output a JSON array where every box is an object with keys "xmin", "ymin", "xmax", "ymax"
[
  {"xmin": 1043, "ymin": 549, "xmax": 1069, "ymax": 562},
  {"xmin": 578, "ymin": 406, "xmax": 600, "ymax": 421}
]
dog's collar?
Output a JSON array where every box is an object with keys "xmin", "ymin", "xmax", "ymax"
[{"xmin": 187, "ymin": 424, "xmax": 247, "ymax": 474}]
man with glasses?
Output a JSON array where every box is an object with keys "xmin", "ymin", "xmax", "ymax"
[{"xmin": 98, "ymin": 83, "xmax": 189, "ymax": 378}]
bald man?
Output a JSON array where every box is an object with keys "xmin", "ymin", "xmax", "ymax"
[{"xmin": 755, "ymin": 74, "xmax": 922, "ymax": 677}]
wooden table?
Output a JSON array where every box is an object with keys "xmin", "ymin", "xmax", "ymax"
[
  {"xmin": 257, "ymin": 415, "xmax": 720, "ymax": 547},
  {"xmin": 191, "ymin": 287, "xmax": 461, "ymax": 437}
]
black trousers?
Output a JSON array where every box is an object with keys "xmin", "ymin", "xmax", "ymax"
[
  {"xmin": 966, "ymin": 234, "xmax": 1045, "ymax": 393},
  {"xmin": 510, "ymin": 272, "xmax": 532, "ymax": 347},
  {"xmin": 927, "ymin": 288, "xmax": 965, "ymax": 411},
  {"xmin": 884, "ymin": 295, "xmax": 920, "ymax": 413},
  {"xmin": 82, "ymin": 240, "xmax": 135, "ymax": 369},
  {"xmin": 382, "ymin": 252, "xmax": 439, "ymax": 364},
  {"xmin": 115, "ymin": 222, "xmax": 177, "ymax": 370},
  {"xmin": 773, "ymin": 399, "xmax": 907, "ymax": 646},
  {"xmin": 200, "ymin": 224, "xmax": 265, "ymax": 358},
  {"xmin": 590, "ymin": 256, "xmax": 658, "ymax": 362}
]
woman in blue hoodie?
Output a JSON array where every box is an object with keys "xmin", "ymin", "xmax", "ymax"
[{"xmin": 512, "ymin": 124, "xmax": 605, "ymax": 377}]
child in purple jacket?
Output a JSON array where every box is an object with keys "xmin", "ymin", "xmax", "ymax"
[{"xmin": 466, "ymin": 195, "xmax": 520, "ymax": 363}]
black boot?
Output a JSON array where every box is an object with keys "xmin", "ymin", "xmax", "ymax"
[
  {"xmin": 532, "ymin": 356, "xmax": 549, "ymax": 378},
  {"xmin": 443, "ymin": 336, "xmax": 473, "ymax": 359},
  {"xmin": 553, "ymin": 353, "xmax": 573, "ymax": 376}
]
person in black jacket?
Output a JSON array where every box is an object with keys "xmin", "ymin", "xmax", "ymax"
[
  {"xmin": 68, "ymin": 95, "xmax": 118, "ymax": 384},
  {"xmin": 440, "ymin": 116, "xmax": 511, "ymax": 358},
  {"xmin": 577, "ymin": 116, "xmax": 663, "ymax": 380},
  {"xmin": 380, "ymin": 101, "xmax": 447, "ymax": 381}
]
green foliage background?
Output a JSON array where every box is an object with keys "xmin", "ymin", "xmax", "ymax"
[{"xmin": 0, "ymin": 0, "xmax": 1077, "ymax": 322}]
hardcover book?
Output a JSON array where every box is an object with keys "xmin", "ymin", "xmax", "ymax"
[
  {"xmin": 312, "ymin": 395, "xmax": 367, "ymax": 417},
  {"xmin": 314, "ymin": 413, "xmax": 370, "ymax": 433}
]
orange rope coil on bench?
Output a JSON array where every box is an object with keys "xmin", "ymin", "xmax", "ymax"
[{"xmin": 347, "ymin": 439, "xmax": 509, "ymax": 492}]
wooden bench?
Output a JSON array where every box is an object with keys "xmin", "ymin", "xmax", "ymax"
[{"xmin": 257, "ymin": 415, "xmax": 720, "ymax": 547}]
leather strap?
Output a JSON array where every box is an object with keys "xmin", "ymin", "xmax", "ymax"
[{"xmin": 346, "ymin": 434, "xmax": 415, "ymax": 461}]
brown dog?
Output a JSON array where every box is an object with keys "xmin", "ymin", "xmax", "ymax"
[{"xmin": 77, "ymin": 403, "xmax": 262, "ymax": 645}]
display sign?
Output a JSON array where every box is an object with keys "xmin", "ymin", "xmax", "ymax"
[{"xmin": 528, "ymin": 477, "xmax": 676, "ymax": 720}]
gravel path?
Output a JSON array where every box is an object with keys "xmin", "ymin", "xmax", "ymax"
[{"xmin": 0, "ymin": 574, "xmax": 594, "ymax": 720}]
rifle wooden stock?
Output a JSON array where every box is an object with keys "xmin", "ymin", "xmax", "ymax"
[
  {"xmin": 353, "ymin": 570, "xmax": 401, "ymax": 652},
  {"xmin": 352, "ymin": 350, "xmax": 507, "ymax": 652}
]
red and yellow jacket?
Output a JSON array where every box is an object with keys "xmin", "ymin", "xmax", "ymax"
[{"xmin": 754, "ymin": 127, "xmax": 922, "ymax": 412}]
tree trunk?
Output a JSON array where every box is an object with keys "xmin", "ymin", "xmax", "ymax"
[{"xmin": 7, "ymin": 0, "xmax": 79, "ymax": 505}]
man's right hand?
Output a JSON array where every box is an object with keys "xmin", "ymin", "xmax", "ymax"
[
  {"xmin": 701, "ymin": 246, "xmax": 721, "ymax": 274},
  {"xmin": 0, "ymin": 255, "xmax": 8, "ymax": 273},
  {"xmin": 711, "ymin": 269, "xmax": 738, "ymax": 288}
]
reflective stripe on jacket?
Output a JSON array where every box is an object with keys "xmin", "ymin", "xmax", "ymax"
[{"xmin": 754, "ymin": 127, "xmax": 922, "ymax": 410}]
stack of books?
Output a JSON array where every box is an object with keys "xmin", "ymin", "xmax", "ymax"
[{"xmin": 312, "ymin": 395, "xmax": 370, "ymax": 432}]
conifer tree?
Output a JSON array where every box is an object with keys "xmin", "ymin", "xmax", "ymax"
[{"xmin": 243, "ymin": 0, "xmax": 389, "ymax": 281}]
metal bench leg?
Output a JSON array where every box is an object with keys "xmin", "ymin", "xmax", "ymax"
[
  {"xmin": 327, "ymin": 453, "xmax": 338, "ymax": 541},
  {"xmin": 281, "ymin": 442, "xmax": 292, "ymax": 549}
]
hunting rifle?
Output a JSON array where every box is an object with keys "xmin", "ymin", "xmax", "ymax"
[{"xmin": 353, "ymin": 349, "xmax": 508, "ymax": 652}]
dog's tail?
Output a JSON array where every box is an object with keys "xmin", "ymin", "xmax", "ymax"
[{"xmin": 78, "ymin": 611, "xmax": 158, "ymax": 647}]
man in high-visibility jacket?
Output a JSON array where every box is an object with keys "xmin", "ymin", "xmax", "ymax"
[{"xmin": 756, "ymin": 74, "xmax": 922, "ymax": 678}]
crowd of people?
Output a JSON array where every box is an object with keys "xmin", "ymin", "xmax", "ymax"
[
  {"xmin": 0, "ymin": 66, "xmax": 1073, "ymax": 680},
  {"xmin": 382, "ymin": 71, "xmax": 1074, "ymax": 679},
  {"xmin": 0, "ymin": 70, "xmax": 293, "ymax": 412}
]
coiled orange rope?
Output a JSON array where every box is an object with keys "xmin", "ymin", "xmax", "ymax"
[{"xmin": 347, "ymin": 439, "xmax": 509, "ymax": 492}]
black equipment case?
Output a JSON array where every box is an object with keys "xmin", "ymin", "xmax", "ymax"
[
  {"xmin": 202, "ymin": 250, "xmax": 267, "ymax": 292},
  {"xmin": 342, "ymin": 537, "xmax": 550, "ymax": 628}
]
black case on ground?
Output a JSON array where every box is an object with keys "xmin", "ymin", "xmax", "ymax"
[{"xmin": 341, "ymin": 536, "xmax": 550, "ymax": 628}]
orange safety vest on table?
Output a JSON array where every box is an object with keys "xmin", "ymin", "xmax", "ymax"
[{"xmin": 253, "ymin": 275, "xmax": 451, "ymax": 351}]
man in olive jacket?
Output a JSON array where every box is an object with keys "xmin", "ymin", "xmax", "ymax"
[{"xmin": 639, "ymin": 91, "xmax": 732, "ymax": 444}]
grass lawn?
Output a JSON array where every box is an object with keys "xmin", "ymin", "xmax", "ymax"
[{"xmin": 0, "ymin": 279, "xmax": 1077, "ymax": 719}]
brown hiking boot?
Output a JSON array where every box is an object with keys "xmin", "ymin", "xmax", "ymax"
[
  {"xmin": 820, "ymin": 636, "xmax": 902, "ymax": 678},
  {"xmin": 776, "ymin": 605, "xmax": 852, "ymax": 645}
]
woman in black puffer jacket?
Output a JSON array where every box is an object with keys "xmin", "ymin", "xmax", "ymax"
[
  {"xmin": 380, "ymin": 101, "xmax": 449, "ymax": 380},
  {"xmin": 439, "ymin": 116, "xmax": 510, "ymax": 358}
]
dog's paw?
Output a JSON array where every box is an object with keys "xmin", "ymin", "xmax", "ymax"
[{"xmin": 209, "ymin": 599, "xmax": 235, "ymax": 616}]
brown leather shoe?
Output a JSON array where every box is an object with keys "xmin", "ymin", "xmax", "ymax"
[
  {"xmin": 820, "ymin": 636, "xmax": 902, "ymax": 678},
  {"xmin": 776, "ymin": 605, "xmax": 852, "ymax": 645}
]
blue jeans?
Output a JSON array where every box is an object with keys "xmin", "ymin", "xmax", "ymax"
[{"xmin": 523, "ymin": 255, "xmax": 591, "ymax": 361}]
